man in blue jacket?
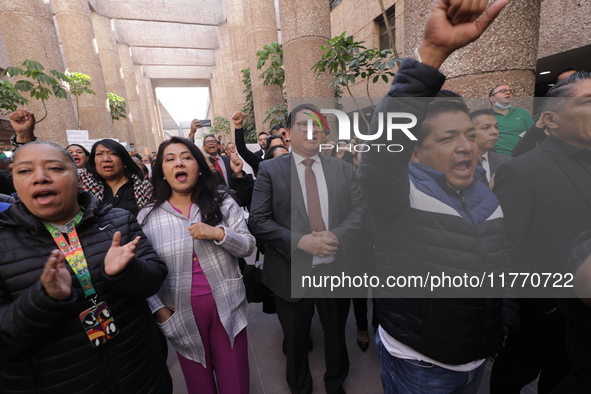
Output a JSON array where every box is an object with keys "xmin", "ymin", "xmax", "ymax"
[{"xmin": 358, "ymin": 0, "xmax": 510, "ymax": 392}]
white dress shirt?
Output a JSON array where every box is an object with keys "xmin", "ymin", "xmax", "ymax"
[
  {"xmin": 292, "ymin": 152, "xmax": 334, "ymax": 265},
  {"xmin": 480, "ymin": 151, "xmax": 491, "ymax": 181}
]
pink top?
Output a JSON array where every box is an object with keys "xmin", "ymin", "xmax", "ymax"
[{"xmin": 169, "ymin": 201, "xmax": 212, "ymax": 296}]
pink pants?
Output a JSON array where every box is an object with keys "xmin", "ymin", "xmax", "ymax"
[{"xmin": 176, "ymin": 293, "xmax": 249, "ymax": 394}]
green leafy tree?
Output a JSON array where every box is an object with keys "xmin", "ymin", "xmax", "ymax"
[
  {"xmin": 312, "ymin": 32, "xmax": 401, "ymax": 128},
  {"xmin": 3, "ymin": 59, "xmax": 69, "ymax": 123},
  {"xmin": 256, "ymin": 42, "xmax": 285, "ymax": 88},
  {"xmin": 240, "ymin": 68, "xmax": 257, "ymax": 143},
  {"xmin": 264, "ymin": 103, "xmax": 288, "ymax": 130},
  {"xmin": 0, "ymin": 80, "xmax": 29, "ymax": 112},
  {"xmin": 211, "ymin": 116, "xmax": 231, "ymax": 138},
  {"xmin": 66, "ymin": 72, "xmax": 95, "ymax": 128},
  {"xmin": 108, "ymin": 93, "xmax": 127, "ymax": 121},
  {"xmin": 256, "ymin": 42, "xmax": 288, "ymax": 129}
]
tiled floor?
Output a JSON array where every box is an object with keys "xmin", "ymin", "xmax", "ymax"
[
  {"xmin": 167, "ymin": 298, "xmax": 538, "ymax": 393},
  {"xmin": 165, "ymin": 253, "xmax": 538, "ymax": 393}
]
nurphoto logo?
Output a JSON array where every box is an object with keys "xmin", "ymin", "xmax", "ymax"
[{"xmin": 305, "ymin": 108, "xmax": 418, "ymax": 153}]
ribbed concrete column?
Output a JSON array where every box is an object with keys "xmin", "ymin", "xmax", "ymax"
[
  {"xmin": 404, "ymin": 0, "xmax": 541, "ymax": 97},
  {"xmin": 0, "ymin": 0, "xmax": 77, "ymax": 146},
  {"xmin": 212, "ymin": 24, "xmax": 233, "ymax": 124},
  {"xmin": 134, "ymin": 66, "xmax": 156, "ymax": 153},
  {"xmin": 153, "ymin": 93, "xmax": 165, "ymax": 145},
  {"xmin": 144, "ymin": 78, "xmax": 162, "ymax": 148},
  {"xmin": 118, "ymin": 43, "xmax": 147, "ymax": 150},
  {"xmin": 91, "ymin": 12, "xmax": 134, "ymax": 144},
  {"xmin": 211, "ymin": 54, "xmax": 229, "ymax": 123},
  {"xmin": 227, "ymin": 0, "xmax": 249, "ymax": 116},
  {"xmin": 243, "ymin": 0, "xmax": 284, "ymax": 133},
  {"xmin": 278, "ymin": 0, "xmax": 333, "ymax": 99},
  {"xmin": 52, "ymin": 0, "xmax": 115, "ymax": 139}
]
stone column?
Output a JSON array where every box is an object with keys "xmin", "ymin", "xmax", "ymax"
[
  {"xmin": 278, "ymin": 0, "xmax": 333, "ymax": 100},
  {"xmin": 134, "ymin": 66, "xmax": 156, "ymax": 154},
  {"xmin": 153, "ymin": 92, "xmax": 166, "ymax": 145},
  {"xmin": 118, "ymin": 43, "xmax": 147, "ymax": 151},
  {"xmin": 243, "ymin": 0, "xmax": 284, "ymax": 133},
  {"xmin": 211, "ymin": 48, "xmax": 229, "ymax": 122},
  {"xmin": 145, "ymin": 78, "xmax": 163, "ymax": 148},
  {"xmin": 0, "ymin": 0, "xmax": 77, "ymax": 146},
  {"xmin": 226, "ymin": 0, "xmax": 250, "ymax": 127},
  {"xmin": 91, "ymin": 12, "xmax": 134, "ymax": 144},
  {"xmin": 52, "ymin": 0, "xmax": 115, "ymax": 139},
  {"xmin": 404, "ymin": 0, "xmax": 542, "ymax": 98}
]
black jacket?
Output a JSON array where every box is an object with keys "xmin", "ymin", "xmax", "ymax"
[
  {"xmin": 495, "ymin": 134, "xmax": 591, "ymax": 309},
  {"xmin": 235, "ymin": 127, "xmax": 263, "ymax": 175},
  {"xmin": 358, "ymin": 59, "xmax": 507, "ymax": 365},
  {"xmin": 0, "ymin": 192, "xmax": 171, "ymax": 394}
]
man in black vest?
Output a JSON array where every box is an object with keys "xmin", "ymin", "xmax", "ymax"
[{"xmin": 491, "ymin": 71, "xmax": 591, "ymax": 393}]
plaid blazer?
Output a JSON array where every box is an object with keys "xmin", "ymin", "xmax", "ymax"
[{"xmin": 138, "ymin": 195, "xmax": 254, "ymax": 366}]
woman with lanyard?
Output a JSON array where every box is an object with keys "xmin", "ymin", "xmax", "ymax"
[
  {"xmin": 80, "ymin": 139, "xmax": 152, "ymax": 216},
  {"xmin": 138, "ymin": 137, "xmax": 255, "ymax": 394},
  {"xmin": 0, "ymin": 141, "xmax": 171, "ymax": 393}
]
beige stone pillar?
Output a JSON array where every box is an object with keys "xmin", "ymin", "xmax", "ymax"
[
  {"xmin": 211, "ymin": 22, "xmax": 240, "ymax": 143},
  {"xmin": 118, "ymin": 43, "xmax": 147, "ymax": 151},
  {"xmin": 52, "ymin": 0, "xmax": 115, "ymax": 139},
  {"xmin": 278, "ymin": 0, "xmax": 333, "ymax": 100},
  {"xmin": 134, "ymin": 66, "xmax": 156, "ymax": 153},
  {"xmin": 91, "ymin": 12, "xmax": 134, "ymax": 144},
  {"xmin": 404, "ymin": 0, "xmax": 542, "ymax": 98},
  {"xmin": 153, "ymin": 92, "xmax": 166, "ymax": 145},
  {"xmin": 227, "ymin": 0, "xmax": 250, "ymax": 118},
  {"xmin": 145, "ymin": 79, "xmax": 162, "ymax": 148},
  {"xmin": 243, "ymin": 0, "xmax": 284, "ymax": 133},
  {"xmin": 206, "ymin": 0, "xmax": 249, "ymax": 143},
  {"xmin": 0, "ymin": 0, "xmax": 77, "ymax": 146}
]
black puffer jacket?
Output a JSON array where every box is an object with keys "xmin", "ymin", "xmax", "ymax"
[
  {"xmin": 0, "ymin": 192, "xmax": 172, "ymax": 394},
  {"xmin": 358, "ymin": 59, "xmax": 508, "ymax": 365}
]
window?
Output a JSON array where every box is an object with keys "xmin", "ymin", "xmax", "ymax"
[{"xmin": 376, "ymin": 5, "xmax": 396, "ymax": 51}]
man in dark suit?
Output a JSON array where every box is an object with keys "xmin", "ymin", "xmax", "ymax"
[
  {"xmin": 491, "ymin": 71, "xmax": 591, "ymax": 393},
  {"xmin": 201, "ymin": 133, "xmax": 253, "ymax": 207},
  {"xmin": 254, "ymin": 131, "xmax": 268, "ymax": 158},
  {"xmin": 248, "ymin": 104, "xmax": 365, "ymax": 394},
  {"xmin": 202, "ymin": 134, "xmax": 240, "ymax": 187},
  {"xmin": 469, "ymin": 109, "xmax": 512, "ymax": 187}
]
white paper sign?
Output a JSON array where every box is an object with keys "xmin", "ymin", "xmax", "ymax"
[{"xmin": 66, "ymin": 130, "xmax": 89, "ymax": 145}]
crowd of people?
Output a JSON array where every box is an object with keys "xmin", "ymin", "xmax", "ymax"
[{"xmin": 1, "ymin": 0, "xmax": 591, "ymax": 393}]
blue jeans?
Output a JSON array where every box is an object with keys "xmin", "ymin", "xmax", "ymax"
[{"xmin": 376, "ymin": 329, "xmax": 486, "ymax": 394}]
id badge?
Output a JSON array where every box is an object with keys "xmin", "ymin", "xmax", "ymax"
[{"xmin": 79, "ymin": 301, "xmax": 119, "ymax": 347}]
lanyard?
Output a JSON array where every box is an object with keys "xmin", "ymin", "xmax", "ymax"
[{"xmin": 43, "ymin": 211, "xmax": 96, "ymax": 299}]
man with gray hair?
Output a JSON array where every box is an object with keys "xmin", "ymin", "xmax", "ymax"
[{"xmin": 491, "ymin": 70, "xmax": 591, "ymax": 393}]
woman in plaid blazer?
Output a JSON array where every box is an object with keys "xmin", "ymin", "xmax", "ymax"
[{"xmin": 138, "ymin": 137, "xmax": 255, "ymax": 394}]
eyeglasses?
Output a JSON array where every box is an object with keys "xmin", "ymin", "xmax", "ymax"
[
  {"xmin": 142, "ymin": 159, "xmax": 150, "ymax": 163},
  {"xmin": 491, "ymin": 89, "xmax": 515, "ymax": 96},
  {"xmin": 203, "ymin": 139, "xmax": 217, "ymax": 145},
  {"xmin": 294, "ymin": 121, "xmax": 323, "ymax": 132}
]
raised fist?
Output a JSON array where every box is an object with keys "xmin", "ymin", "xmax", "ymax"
[{"xmin": 232, "ymin": 111, "xmax": 245, "ymax": 128}]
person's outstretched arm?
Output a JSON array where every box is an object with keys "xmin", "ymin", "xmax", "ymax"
[
  {"xmin": 232, "ymin": 111, "xmax": 262, "ymax": 174},
  {"xmin": 9, "ymin": 109, "xmax": 37, "ymax": 151}
]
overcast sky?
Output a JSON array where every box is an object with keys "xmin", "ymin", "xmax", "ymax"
[{"xmin": 155, "ymin": 87, "xmax": 209, "ymax": 125}]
